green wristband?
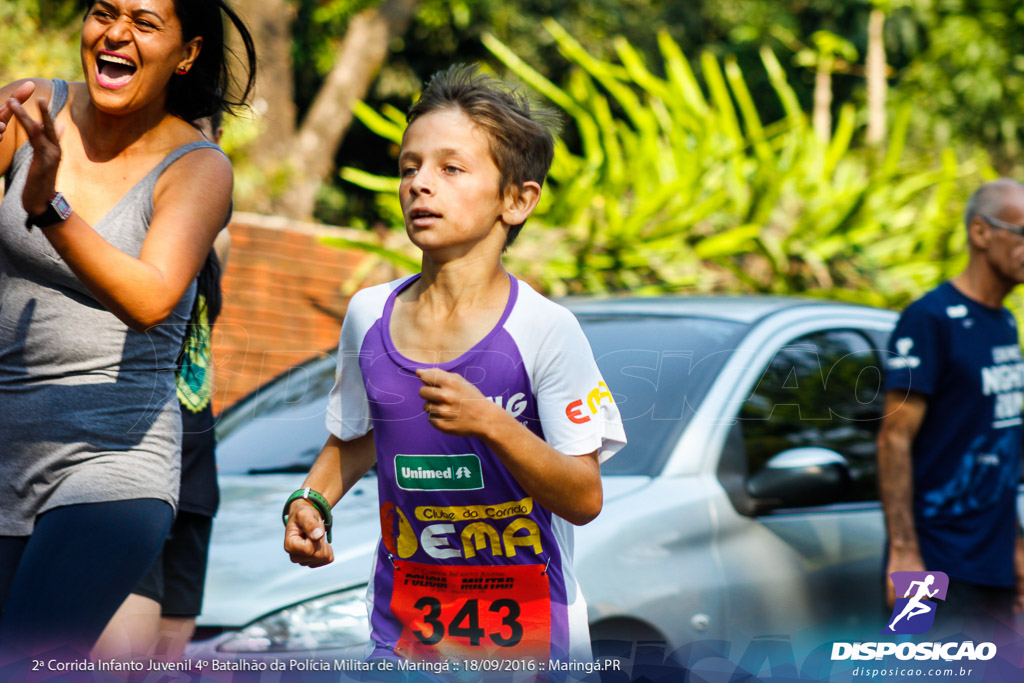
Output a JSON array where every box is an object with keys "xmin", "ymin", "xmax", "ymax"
[{"xmin": 283, "ymin": 487, "xmax": 333, "ymax": 542}]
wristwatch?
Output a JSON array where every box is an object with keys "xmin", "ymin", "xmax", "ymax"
[{"xmin": 25, "ymin": 192, "xmax": 73, "ymax": 229}]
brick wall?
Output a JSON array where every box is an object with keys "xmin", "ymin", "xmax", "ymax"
[{"xmin": 211, "ymin": 213, "xmax": 377, "ymax": 412}]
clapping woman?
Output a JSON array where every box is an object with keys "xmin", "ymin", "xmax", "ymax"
[{"xmin": 0, "ymin": 0, "xmax": 255, "ymax": 659}]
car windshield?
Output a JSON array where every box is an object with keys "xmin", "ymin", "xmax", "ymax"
[
  {"xmin": 216, "ymin": 354, "xmax": 339, "ymax": 475},
  {"xmin": 216, "ymin": 315, "xmax": 747, "ymax": 477},
  {"xmin": 578, "ymin": 314, "xmax": 746, "ymax": 475}
]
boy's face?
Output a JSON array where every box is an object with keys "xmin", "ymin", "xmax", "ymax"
[{"xmin": 398, "ymin": 108, "xmax": 508, "ymax": 256}]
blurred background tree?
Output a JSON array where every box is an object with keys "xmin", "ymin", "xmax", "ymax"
[
  {"xmin": 344, "ymin": 20, "xmax": 990, "ymax": 309},
  {"xmin": 889, "ymin": 0, "xmax": 1024, "ymax": 170},
  {"xmin": 0, "ymin": 1, "xmax": 83, "ymax": 84}
]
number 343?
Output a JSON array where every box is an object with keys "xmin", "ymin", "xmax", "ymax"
[{"xmin": 413, "ymin": 597, "xmax": 523, "ymax": 647}]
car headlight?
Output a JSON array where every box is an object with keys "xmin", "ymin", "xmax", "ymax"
[{"xmin": 217, "ymin": 587, "xmax": 370, "ymax": 652}]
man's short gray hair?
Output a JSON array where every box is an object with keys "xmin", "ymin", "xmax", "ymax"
[{"xmin": 965, "ymin": 178, "xmax": 1024, "ymax": 230}]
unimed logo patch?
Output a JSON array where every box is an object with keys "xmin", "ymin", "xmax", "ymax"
[
  {"xmin": 395, "ymin": 454, "xmax": 484, "ymax": 491},
  {"xmin": 884, "ymin": 571, "xmax": 948, "ymax": 635}
]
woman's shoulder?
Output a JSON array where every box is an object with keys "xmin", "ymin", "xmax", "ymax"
[
  {"xmin": 142, "ymin": 113, "xmax": 208, "ymax": 152},
  {"xmin": 155, "ymin": 138, "xmax": 231, "ymax": 185},
  {"xmin": 149, "ymin": 122, "xmax": 232, "ymax": 222},
  {"xmin": 153, "ymin": 120, "xmax": 230, "ymax": 182}
]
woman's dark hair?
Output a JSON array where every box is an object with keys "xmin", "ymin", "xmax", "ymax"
[
  {"xmin": 171, "ymin": 0, "xmax": 256, "ymax": 121},
  {"xmin": 86, "ymin": 1, "xmax": 257, "ymax": 122}
]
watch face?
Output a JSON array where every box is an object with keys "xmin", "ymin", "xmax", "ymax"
[{"xmin": 52, "ymin": 193, "xmax": 73, "ymax": 221}]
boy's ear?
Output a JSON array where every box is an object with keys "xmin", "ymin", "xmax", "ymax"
[{"xmin": 501, "ymin": 181, "xmax": 542, "ymax": 226}]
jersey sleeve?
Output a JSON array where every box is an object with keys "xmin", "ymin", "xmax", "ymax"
[
  {"xmin": 884, "ymin": 301, "xmax": 943, "ymax": 396},
  {"xmin": 533, "ymin": 308, "xmax": 627, "ymax": 463},
  {"xmin": 325, "ymin": 291, "xmax": 376, "ymax": 441}
]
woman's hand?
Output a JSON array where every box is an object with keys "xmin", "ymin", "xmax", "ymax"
[
  {"xmin": 8, "ymin": 94, "xmax": 64, "ymax": 217},
  {"xmin": 0, "ymin": 81, "xmax": 36, "ymax": 146}
]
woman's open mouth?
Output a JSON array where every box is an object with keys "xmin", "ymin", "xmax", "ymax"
[{"xmin": 96, "ymin": 52, "xmax": 137, "ymax": 89}]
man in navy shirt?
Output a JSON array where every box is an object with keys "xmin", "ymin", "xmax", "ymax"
[{"xmin": 879, "ymin": 178, "xmax": 1024, "ymax": 628}]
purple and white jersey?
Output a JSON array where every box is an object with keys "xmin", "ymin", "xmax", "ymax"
[{"xmin": 326, "ymin": 274, "xmax": 626, "ymax": 662}]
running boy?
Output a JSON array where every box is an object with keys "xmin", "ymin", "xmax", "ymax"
[{"xmin": 283, "ymin": 64, "xmax": 626, "ymax": 664}]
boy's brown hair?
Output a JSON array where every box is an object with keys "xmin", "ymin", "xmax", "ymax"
[{"xmin": 408, "ymin": 63, "xmax": 559, "ymax": 247}]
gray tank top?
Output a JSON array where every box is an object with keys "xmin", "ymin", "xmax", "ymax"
[{"xmin": 0, "ymin": 79, "xmax": 222, "ymax": 534}]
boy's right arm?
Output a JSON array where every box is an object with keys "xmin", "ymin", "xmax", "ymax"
[{"xmin": 284, "ymin": 431, "xmax": 376, "ymax": 568}]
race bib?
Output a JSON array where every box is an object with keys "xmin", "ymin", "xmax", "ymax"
[{"xmin": 391, "ymin": 560, "xmax": 551, "ymax": 661}]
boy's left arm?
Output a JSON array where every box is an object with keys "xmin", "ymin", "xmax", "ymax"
[{"xmin": 417, "ymin": 367, "xmax": 602, "ymax": 525}]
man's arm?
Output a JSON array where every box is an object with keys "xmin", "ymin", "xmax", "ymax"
[
  {"xmin": 877, "ymin": 390, "xmax": 929, "ymax": 607},
  {"xmin": 283, "ymin": 431, "xmax": 376, "ymax": 568},
  {"xmin": 417, "ymin": 368, "xmax": 603, "ymax": 526}
]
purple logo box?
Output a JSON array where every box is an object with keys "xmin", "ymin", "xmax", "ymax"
[{"xmin": 883, "ymin": 571, "xmax": 949, "ymax": 635}]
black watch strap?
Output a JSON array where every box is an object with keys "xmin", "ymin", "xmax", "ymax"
[{"xmin": 26, "ymin": 192, "xmax": 73, "ymax": 230}]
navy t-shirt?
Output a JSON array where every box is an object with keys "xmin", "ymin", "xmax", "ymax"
[{"xmin": 884, "ymin": 282, "xmax": 1023, "ymax": 586}]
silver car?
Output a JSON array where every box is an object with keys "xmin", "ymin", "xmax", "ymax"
[{"xmin": 189, "ymin": 296, "xmax": 975, "ymax": 669}]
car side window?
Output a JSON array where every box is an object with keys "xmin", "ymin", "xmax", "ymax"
[{"xmin": 738, "ymin": 329, "xmax": 884, "ymax": 504}]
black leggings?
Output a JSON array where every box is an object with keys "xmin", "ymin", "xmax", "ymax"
[{"xmin": 0, "ymin": 499, "xmax": 173, "ymax": 660}]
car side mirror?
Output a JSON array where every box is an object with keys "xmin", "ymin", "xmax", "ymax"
[{"xmin": 746, "ymin": 447, "xmax": 851, "ymax": 514}]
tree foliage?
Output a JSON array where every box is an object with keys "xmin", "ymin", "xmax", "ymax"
[
  {"xmin": 325, "ymin": 0, "xmax": 1024, "ymax": 228},
  {"xmin": 888, "ymin": 0, "xmax": 1024, "ymax": 169},
  {"xmin": 0, "ymin": 1, "xmax": 83, "ymax": 85},
  {"xmin": 2, "ymin": 0, "xmax": 1021, "ymax": 264},
  {"xmin": 341, "ymin": 20, "xmax": 994, "ymax": 315}
]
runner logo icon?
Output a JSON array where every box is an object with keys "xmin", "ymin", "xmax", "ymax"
[
  {"xmin": 883, "ymin": 571, "xmax": 949, "ymax": 634},
  {"xmin": 832, "ymin": 570, "xmax": 995, "ymax": 662}
]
